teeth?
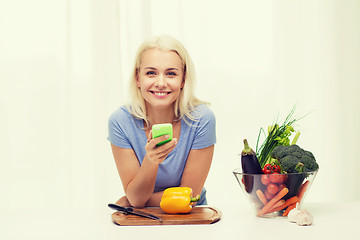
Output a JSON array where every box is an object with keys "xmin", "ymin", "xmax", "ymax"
[{"xmin": 154, "ymin": 92, "xmax": 167, "ymax": 96}]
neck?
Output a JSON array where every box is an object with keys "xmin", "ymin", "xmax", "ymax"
[{"xmin": 146, "ymin": 104, "xmax": 177, "ymax": 125}]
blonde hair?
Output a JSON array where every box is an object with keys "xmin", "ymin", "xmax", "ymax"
[{"xmin": 126, "ymin": 35, "xmax": 208, "ymax": 127}]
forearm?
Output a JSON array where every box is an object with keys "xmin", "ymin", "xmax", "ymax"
[
  {"xmin": 145, "ymin": 191, "xmax": 164, "ymax": 207},
  {"xmin": 116, "ymin": 191, "xmax": 163, "ymax": 208},
  {"xmin": 112, "ymin": 134, "xmax": 177, "ymax": 208},
  {"xmin": 125, "ymin": 156, "xmax": 159, "ymax": 208},
  {"xmin": 180, "ymin": 146, "xmax": 214, "ymax": 204}
]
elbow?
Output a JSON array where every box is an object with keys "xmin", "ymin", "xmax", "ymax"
[
  {"xmin": 127, "ymin": 196, "xmax": 146, "ymax": 209},
  {"xmin": 131, "ymin": 202, "xmax": 146, "ymax": 209}
]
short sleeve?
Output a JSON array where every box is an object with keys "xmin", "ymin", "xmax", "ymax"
[
  {"xmin": 107, "ymin": 108, "xmax": 132, "ymax": 149},
  {"xmin": 191, "ymin": 106, "xmax": 216, "ymax": 149}
]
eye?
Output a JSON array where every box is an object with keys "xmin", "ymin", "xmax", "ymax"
[
  {"xmin": 146, "ymin": 71, "xmax": 156, "ymax": 76},
  {"xmin": 166, "ymin": 71, "xmax": 177, "ymax": 77}
]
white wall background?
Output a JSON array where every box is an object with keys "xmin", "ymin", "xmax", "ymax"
[{"xmin": 1, "ymin": 0, "xmax": 360, "ymax": 213}]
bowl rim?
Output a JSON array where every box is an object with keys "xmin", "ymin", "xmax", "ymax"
[{"xmin": 232, "ymin": 167, "xmax": 319, "ymax": 176}]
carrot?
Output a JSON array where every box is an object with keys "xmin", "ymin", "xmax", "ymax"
[
  {"xmin": 257, "ymin": 187, "xmax": 289, "ymax": 216},
  {"xmin": 263, "ymin": 199, "xmax": 285, "ymax": 214},
  {"xmin": 270, "ymin": 196, "xmax": 299, "ymax": 213},
  {"xmin": 297, "ymin": 180, "xmax": 310, "ymax": 203},
  {"xmin": 256, "ymin": 189, "xmax": 268, "ymax": 205},
  {"xmin": 297, "ymin": 180, "xmax": 309, "ymax": 196},
  {"xmin": 282, "ymin": 202, "xmax": 297, "ymax": 216}
]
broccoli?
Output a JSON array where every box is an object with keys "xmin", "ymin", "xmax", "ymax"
[
  {"xmin": 270, "ymin": 145, "xmax": 287, "ymax": 159},
  {"xmin": 270, "ymin": 144, "xmax": 319, "ymax": 173}
]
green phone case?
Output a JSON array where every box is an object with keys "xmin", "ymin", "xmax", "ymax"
[{"xmin": 152, "ymin": 123, "xmax": 173, "ymax": 146}]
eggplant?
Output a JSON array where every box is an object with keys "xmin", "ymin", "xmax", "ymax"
[
  {"xmin": 241, "ymin": 139, "xmax": 263, "ymax": 174},
  {"xmin": 241, "ymin": 139, "xmax": 263, "ymax": 193}
]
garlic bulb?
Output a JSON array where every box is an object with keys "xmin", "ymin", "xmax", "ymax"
[
  {"xmin": 296, "ymin": 209, "xmax": 313, "ymax": 226},
  {"xmin": 287, "ymin": 203, "xmax": 301, "ymax": 223},
  {"xmin": 287, "ymin": 203, "xmax": 313, "ymax": 226}
]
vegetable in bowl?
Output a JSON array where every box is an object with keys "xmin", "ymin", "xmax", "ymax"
[
  {"xmin": 233, "ymin": 169, "xmax": 318, "ymax": 217},
  {"xmin": 256, "ymin": 110, "xmax": 303, "ymax": 168},
  {"xmin": 270, "ymin": 144, "xmax": 319, "ymax": 200},
  {"xmin": 235, "ymin": 107, "xmax": 320, "ymax": 217},
  {"xmin": 271, "ymin": 144, "xmax": 319, "ymax": 174}
]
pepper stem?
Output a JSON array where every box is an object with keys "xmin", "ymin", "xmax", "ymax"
[{"xmin": 190, "ymin": 195, "xmax": 200, "ymax": 202}]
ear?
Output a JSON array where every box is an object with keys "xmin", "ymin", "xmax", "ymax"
[
  {"xmin": 135, "ymin": 72, "xmax": 141, "ymax": 87},
  {"xmin": 181, "ymin": 75, "xmax": 185, "ymax": 89},
  {"xmin": 136, "ymin": 78, "xmax": 141, "ymax": 88}
]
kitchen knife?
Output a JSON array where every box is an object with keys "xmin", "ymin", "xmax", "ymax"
[{"xmin": 108, "ymin": 203, "xmax": 162, "ymax": 222}]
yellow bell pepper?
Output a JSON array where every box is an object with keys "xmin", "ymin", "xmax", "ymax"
[{"xmin": 160, "ymin": 187, "xmax": 200, "ymax": 214}]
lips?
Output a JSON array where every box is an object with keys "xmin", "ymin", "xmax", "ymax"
[{"xmin": 150, "ymin": 91, "xmax": 171, "ymax": 97}]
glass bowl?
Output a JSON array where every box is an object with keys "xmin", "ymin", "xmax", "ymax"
[{"xmin": 233, "ymin": 168, "xmax": 318, "ymax": 217}]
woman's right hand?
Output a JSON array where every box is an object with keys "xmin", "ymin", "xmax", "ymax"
[
  {"xmin": 144, "ymin": 130, "xmax": 177, "ymax": 165},
  {"xmin": 115, "ymin": 195, "xmax": 132, "ymax": 207}
]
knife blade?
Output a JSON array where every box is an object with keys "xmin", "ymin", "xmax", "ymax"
[{"xmin": 108, "ymin": 203, "xmax": 162, "ymax": 222}]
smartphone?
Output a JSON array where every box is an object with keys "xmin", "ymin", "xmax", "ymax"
[{"xmin": 152, "ymin": 123, "xmax": 173, "ymax": 146}]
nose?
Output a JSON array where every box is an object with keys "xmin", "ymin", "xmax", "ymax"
[{"xmin": 154, "ymin": 74, "xmax": 167, "ymax": 88}]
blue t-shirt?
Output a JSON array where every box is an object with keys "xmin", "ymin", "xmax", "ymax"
[{"xmin": 107, "ymin": 104, "xmax": 216, "ymax": 205}]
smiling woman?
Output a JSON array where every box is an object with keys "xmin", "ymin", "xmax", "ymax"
[
  {"xmin": 128, "ymin": 35, "xmax": 206, "ymax": 127},
  {"xmin": 107, "ymin": 35, "xmax": 216, "ymax": 208},
  {"xmin": 136, "ymin": 48, "xmax": 184, "ymax": 113}
]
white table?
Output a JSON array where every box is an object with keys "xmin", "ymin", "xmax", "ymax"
[{"xmin": 1, "ymin": 201, "xmax": 359, "ymax": 240}]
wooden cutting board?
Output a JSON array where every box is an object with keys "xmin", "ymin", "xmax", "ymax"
[{"xmin": 111, "ymin": 206, "xmax": 222, "ymax": 226}]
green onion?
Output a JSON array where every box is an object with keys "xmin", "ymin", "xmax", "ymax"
[{"xmin": 255, "ymin": 106, "xmax": 304, "ymax": 168}]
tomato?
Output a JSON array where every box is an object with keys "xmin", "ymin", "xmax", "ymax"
[
  {"xmin": 262, "ymin": 164, "xmax": 272, "ymax": 174},
  {"xmin": 261, "ymin": 174, "xmax": 271, "ymax": 185},
  {"xmin": 272, "ymin": 165, "xmax": 281, "ymax": 173},
  {"xmin": 267, "ymin": 183, "xmax": 279, "ymax": 195},
  {"xmin": 270, "ymin": 173, "xmax": 282, "ymax": 183},
  {"xmin": 263, "ymin": 168, "xmax": 272, "ymax": 174},
  {"xmin": 264, "ymin": 164, "xmax": 272, "ymax": 169},
  {"xmin": 273, "ymin": 174, "xmax": 286, "ymax": 184},
  {"xmin": 264, "ymin": 190, "xmax": 275, "ymax": 200},
  {"xmin": 263, "ymin": 164, "xmax": 281, "ymax": 174}
]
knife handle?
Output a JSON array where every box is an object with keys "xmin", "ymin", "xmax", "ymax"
[{"xmin": 108, "ymin": 203, "xmax": 132, "ymax": 212}]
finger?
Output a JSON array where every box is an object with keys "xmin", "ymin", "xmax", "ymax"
[
  {"xmin": 146, "ymin": 138, "xmax": 178, "ymax": 164},
  {"xmin": 152, "ymin": 134, "xmax": 171, "ymax": 146},
  {"xmin": 154, "ymin": 138, "xmax": 178, "ymax": 158},
  {"xmin": 147, "ymin": 130, "xmax": 153, "ymax": 143},
  {"xmin": 156, "ymin": 137, "xmax": 176, "ymax": 151}
]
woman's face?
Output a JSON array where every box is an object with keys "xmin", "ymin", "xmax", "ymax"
[{"xmin": 137, "ymin": 48, "xmax": 184, "ymax": 111}]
